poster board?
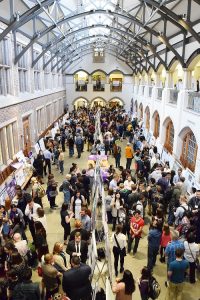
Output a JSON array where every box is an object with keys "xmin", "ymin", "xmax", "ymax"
[
  {"xmin": 15, "ymin": 167, "xmax": 25, "ymax": 186},
  {"xmin": 0, "ymin": 183, "xmax": 8, "ymax": 205},
  {"xmin": 34, "ymin": 143, "xmax": 40, "ymax": 154},
  {"xmin": 106, "ymin": 277, "xmax": 115, "ymax": 300},
  {"xmin": 39, "ymin": 138, "xmax": 46, "ymax": 151},
  {"xmin": 16, "ymin": 150, "xmax": 26, "ymax": 163},
  {"xmin": 5, "ymin": 176, "xmax": 16, "ymax": 200}
]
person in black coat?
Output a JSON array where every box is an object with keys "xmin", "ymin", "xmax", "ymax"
[
  {"xmin": 33, "ymin": 154, "xmax": 44, "ymax": 178},
  {"xmin": 62, "ymin": 256, "xmax": 92, "ymax": 300},
  {"xmin": 66, "ymin": 232, "xmax": 88, "ymax": 263}
]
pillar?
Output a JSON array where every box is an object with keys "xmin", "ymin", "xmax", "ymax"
[
  {"xmin": 183, "ymin": 69, "xmax": 191, "ymax": 90},
  {"xmin": 165, "ymin": 71, "xmax": 172, "ymax": 88}
]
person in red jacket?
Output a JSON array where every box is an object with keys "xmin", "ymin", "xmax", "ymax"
[
  {"xmin": 128, "ymin": 210, "xmax": 144, "ymax": 257},
  {"xmin": 160, "ymin": 224, "xmax": 172, "ymax": 263}
]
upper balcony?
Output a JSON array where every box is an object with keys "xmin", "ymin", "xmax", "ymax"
[
  {"xmin": 187, "ymin": 92, "xmax": 200, "ymax": 113},
  {"xmin": 169, "ymin": 89, "xmax": 178, "ymax": 104},
  {"xmin": 156, "ymin": 87, "xmax": 163, "ymax": 100}
]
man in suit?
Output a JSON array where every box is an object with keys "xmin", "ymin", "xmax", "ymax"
[
  {"xmin": 66, "ymin": 232, "xmax": 88, "ymax": 263},
  {"xmin": 62, "ymin": 256, "xmax": 92, "ymax": 300}
]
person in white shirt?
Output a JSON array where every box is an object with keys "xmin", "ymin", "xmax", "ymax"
[
  {"xmin": 124, "ymin": 176, "xmax": 134, "ymax": 191},
  {"xmin": 111, "ymin": 224, "xmax": 127, "ymax": 277},
  {"xmin": 109, "ymin": 174, "xmax": 119, "ymax": 191},
  {"xmin": 184, "ymin": 233, "xmax": 199, "ymax": 283},
  {"xmin": 25, "ymin": 198, "xmax": 41, "ymax": 242},
  {"xmin": 173, "ymin": 168, "xmax": 183, "ymax": 185},
  {"xmin": 149, "ymin": 166, "xmax": 162, "ymax": 182},
  {"xmin": 13, "ymin": 233, "xmax": 28, "ymax": 257},
  {"xmin": 36, "ymin": 207, "xmax": 47, "ymax": 232},
  {"xmin": 174, "ymin": 195, "xmax": 189, "ymax": 226}
]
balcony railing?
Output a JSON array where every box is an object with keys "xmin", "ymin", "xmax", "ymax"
[
  {"xmin": 75, "ymin": 82, "xmax": 87, "ymax": 91},
  {"xmin": 93, "ymin": 83, "xmax": 105, "ymax": 91},
  {"xmin": 187, "ymin": 92, "xmax": 200, "ymax": 113},
  {"xmin": 149, "ymin": 86, "xmax": 153, "ymax": 97},
  {"xmin": 157, "ymin": 87, "xmax": 163, "ymax": 100},
  {"xmin": 169, "ymin": 89, "xmax": 178, "ymax": 104}
]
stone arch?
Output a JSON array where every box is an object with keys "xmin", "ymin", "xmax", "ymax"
[
  {"xmin": 73, "ymin": 69, "xmax": 89, "ymax": 76},
  {"xmin": 108, "ymin": 69, "xmax": 125, "ymax": 76},
  {"xmin": 144, "ymin": 106, "xmax": 150, "ymax": 131},
  {"xmin": 151, "ymin": 110, "xmax": 160, "ymax": 139},
  {"xmin": 138, "ymin": 103, "xmax": 143, "ymax": 120},
  {"xmin": 91, "ymin": 69, "xmax": 107, "ymax": 76},
  {"xmin": 90, "ymin": 97, "xmax": 107, "ymax": 108},
  {"xmin": 186, "ymin": 49, "xmax": 200, "ymax": 70},
  {"xmin": 72, "ymin": 97, "xmax": 89, "ymax": 109}
]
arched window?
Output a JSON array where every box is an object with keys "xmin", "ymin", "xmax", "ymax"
[
  {"xmin": 164, "ymin": 120, "xmax": 174, "ymax": 153},
  {"xmin": 139, "ymin": 104, "xmax": 143, "ymax": 119},
  {"xmin": 180, "ymin": 131, "xmax": 197, "ymax": 172},
  {"xmin": 145, "ymin": 108, "xmax": 150, "ymax": 131},
  {"xmin": 153, "ymin": 112, "xmax": 160, "ymax": 138}
]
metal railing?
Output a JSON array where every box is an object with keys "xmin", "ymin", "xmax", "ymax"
[
  {"xmin": 169, "ymin": 89, "xmax": 178, "ymax": 104},
  {"xmin": 187, "ymin": 92, "xmax": 200, "ymax": 113},
  {"xmin": 157, "ymin": 87, "xmax": 163, "ymax": 100}
]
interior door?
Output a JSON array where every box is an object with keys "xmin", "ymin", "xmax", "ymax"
[{"xmin": 23, "ymin": 117, "xmax": 31, "ymax": 157}]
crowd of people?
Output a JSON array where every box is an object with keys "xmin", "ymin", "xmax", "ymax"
[{"xmin": 0, "ymin": 106, "xmax": 199, "ymax": 300}]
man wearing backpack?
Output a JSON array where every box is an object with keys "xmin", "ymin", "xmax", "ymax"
[
  {"xmin": 75, "ymin": 134, "xmax": 83, "ymax": 158},
  {"xmin": 31, "ymin": 177, "xmax": 45, "ymax": 208},
  {"xmin": 174, "ymin": 195, "xmax": 189, "ymax": 227},
  {"xmin": 166, "ymin": 248, "xmax": 189, "ymax": 300}
]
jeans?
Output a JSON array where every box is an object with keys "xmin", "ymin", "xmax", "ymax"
[
  {"xmin": 76, "ymin": 145, "xmax": 82, "ymax": 158},
  {"xmin": 165, "ymin": 282, "xmax": 184, "ymax": 300},
  {"xmin": 147, "ymin": 245, "xmax": 159, "ymax": 271},
  {"xmin": 49, "ymin": 196, "xmax": 56, "ymax": 208},
  {"xmin": 128, "ymin": 236, "xmax": 140, "ymax": 254},
  {"xmin": 44, "ymin": 158, "xmax": 51, "ymax": 175},
  {"xmin": 63, "ymin": 190, "xmax": 71, "ymax": 204},
  {"xmin": 113, "ymin": 246, "xmax": 125, "ymax": 273},
  {"xmin": 59, "ymin": 160, "xmax": 64, "ymax": 174},
  {"xmin": 126, "ymin": 158, "xmax": 132, "ymax": 170},
  {"xmin": 115, "ymin": 155, "xmax": 121, "ymax": 168},
  {"xmin": 189, "ymin": 261, "xmax": 196, "ymax": 283},
  {"xmin": 69, "ymin": 147, "xmax": 74, "ymax": 157}
]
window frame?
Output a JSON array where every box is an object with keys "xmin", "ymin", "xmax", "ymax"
[
  {"xmin": 153, "ymin": 113, "xmax": 160, "ymax": 139},
  {"xmin": 180, "ymin": 131, "xmax": 197, "ymax": 172},
  {"xmin": 164, "ymin": 120, "xmax": 174, "ymax": 154}
]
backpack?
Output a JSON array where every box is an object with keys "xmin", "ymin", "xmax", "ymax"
[
  {"xmin": 36, "ymin": 184, "xmax": 46, "ymax": 198},
  {"xmin": 148, "ymin": 276, "xmax": 161, "ymax": 299},
  {"xmin": 178, "ymin": 205, "xmax": 189, "ymax": 222}
]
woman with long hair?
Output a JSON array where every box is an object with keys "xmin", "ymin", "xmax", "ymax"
[
  {"xmin": 138, "ymin": 267, "xmax": 151, "ymax": 300},
  {"xmin": 112, "ymin": 269, "xmax": 135, "ymax": 300},
  {"xmin": 111, "ymin": 191, "xmax": 124, "ymax": 231},
  {"xmin": 34, "ymin": 221, "xmax": 49, "ymax": 261},
  {"xmin": 60, "ymin": 203, "xmax": 74, "ymax": 245},
  {"xmin": 112, "ymin": 225, "xmax": 127, "ymax": 277},
  {"xmin": 53, "ymin": 242, "xmax": 68, "ymax": 272}
]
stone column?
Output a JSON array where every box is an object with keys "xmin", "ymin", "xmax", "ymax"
[{"xmin": 183, "ymin": 69, "xmax": 191, "ymax": 90}]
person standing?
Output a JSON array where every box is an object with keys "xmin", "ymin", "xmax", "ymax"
[
  {"xmin": 58, "ymin": 149, "xmax": 64, "ymax": 175},
  {"xmin": 75, "ymin": 134, "xmax": 83, "ymax": 158},
  {"xmin": 66, "ymin": 232, "xmax": 88, "ymax": 264},
  {"xmin": 43, "ymin": 147, "xmax": 52, "ymax": 175},
  {"xmin": 112, "ymin": 269, "xmax": 135, "ymax": 300},
  {"xmin": 166, "ymin": 248, "xmax": 189, "ymax": 300},
  {"xmin": 128, "ymin": 210, "xmax": 144, "ymax": 257},
  {"xmin": 112, "ymin": 225, "xmax": 127, "ymax": 277},
  {"xmin": 125, "ymin": 143, "xmax": 133, "ymax": 170},
  {"xmin": 62, "ymin": 256, "xmax": 92, "ymax": 300},
  {"xmin": 60, "ymin": 174, "xmax": 72, "ymax": 205},
  {"xmin": 147, "ymin": 220, "xmax": 162, "ymax": 271},
  {"xmin": 25, "ymin": 198, "xmax": 41, "ymax": 242},
  {"xmin": 68, "ymin": 134, "xmax": 75, "ymax": 157},
  {"xmin": 183, "ymin": 233, "xmax": 199, "ymax": 284},
  {"xmin": 60, "ymin": 203, "xmax": 74, "ymax": 245}
]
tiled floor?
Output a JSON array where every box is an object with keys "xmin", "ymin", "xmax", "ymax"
[{"xmin": 32, "ymin": 141, "xmax": 200, "ymax": 300}]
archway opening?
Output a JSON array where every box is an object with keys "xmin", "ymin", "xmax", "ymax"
[
  {"xmin": 109, "ymin": 71, "xmax": 123, "ymax": 92},
  {"xmin": 90, "ymin": 98, "xmax": 106, "ymax": 108},
  {"xmin": 73, "ymin": 98, "xmax": 88, "ymax": 110},
  {"xmin": 74, "ymin": 71, "xmax": 88, "ymax": 91},
  {"xmin": 91, "ymin": 71, "xmax": 106, "ymax": 91},
  {"xmin": 109, "ymin": 98, "xmax": 124, "ymax": 109}
]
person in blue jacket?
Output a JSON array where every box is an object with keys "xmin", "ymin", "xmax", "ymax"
[{"xmin": 147, "ymin": 219, "xmax": 162, "ymax": 271}]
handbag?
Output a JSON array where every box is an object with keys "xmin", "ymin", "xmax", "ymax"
[
  {"xmin": 114, "ymin": 234, "xmax": 126, "ymax": 256},
  {"xmin": 188, "ymin": 242, "xmax": 200, "ymax": 272},
  {"xmin": 37, "ymin": 265, "xmax": 43, "ymax": 277}
]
